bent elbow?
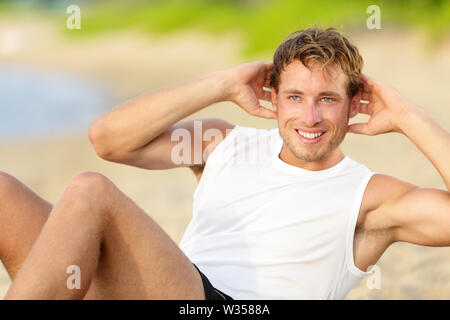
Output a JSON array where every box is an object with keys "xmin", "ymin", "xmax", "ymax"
[
  {"xmin": 88, "ymin": 117, "xmax": 114, "ymax": 160},
  {"xmin": 88, "ymin": 117, "xmax": 134, "ymax": 162}
]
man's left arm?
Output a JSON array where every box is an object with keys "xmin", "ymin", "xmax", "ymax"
[{"xmin": 348, "ymin": 75, "xmax": 450, "ymax": 246}]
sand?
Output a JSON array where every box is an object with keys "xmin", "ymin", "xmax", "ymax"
[{"xmin": 1, "ymin": 16, "xmax": 450, "ymax": 299}]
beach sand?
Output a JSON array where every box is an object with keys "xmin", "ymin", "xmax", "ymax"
[{"xmin": 1, "ymin": 16, "xmax": 450, "ymax": 299}]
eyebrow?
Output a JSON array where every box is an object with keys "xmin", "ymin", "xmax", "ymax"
[
  {"xmin": 282, "ymin": 88, "xmax": 304, "ymax": 95},
  {"xmin": 318, "ymin": 91, "xmax": 341, "ymax": 97},
  {"xmin": 282, "ymin": 88, "xmax": 342, "ymax": 97}
]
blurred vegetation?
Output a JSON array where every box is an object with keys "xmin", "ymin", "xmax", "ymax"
[{"xmin": 1, "ymin": 0, "xmax": 449, "ymax": 57}]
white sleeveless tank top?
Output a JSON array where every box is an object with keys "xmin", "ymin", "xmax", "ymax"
[{"xmin": 179, "ymin": 125, "xmax": 376, "ymax": 299}]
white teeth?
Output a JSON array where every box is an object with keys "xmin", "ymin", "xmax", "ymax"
[{"xmin": 296, "ymin": 130, "xmax": 324, "ymax": 139}]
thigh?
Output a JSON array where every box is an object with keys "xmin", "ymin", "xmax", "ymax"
[
  {"xmin": 0, "ymin": 172, "xmax": 52, "ymax": 279},
  {"xmin": 81, "ymin": 173, "xmax": 205, "ymax": 300},
  {"xmin": 0, "ymin": 172, "xmax": 100, "ymax": 299}
]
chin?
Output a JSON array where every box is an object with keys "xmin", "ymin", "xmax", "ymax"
[
  {"xmin": 293, "ymin": 149, "xmax": 330, "ymax": 162},
  {"xmin": 285, "ymin": 137, "xmax": 331, "ymax": 162}
]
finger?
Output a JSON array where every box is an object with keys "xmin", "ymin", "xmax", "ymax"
[
  {"xmin": 361, "ymin": 74, "xmax": 381, "ymax": 94},
  {"xmin": 254, "ymin": 106, "xmax": 277, "ymax": 120},
  {"xmin": 347, "ymin": 122, "xmax": 371, "ymax": 135},
  {"xmin": 360, "ymin": 90, "xmax": 371, "ymax": 101},
  {"xmin": 261, "ymin": 90, "xmax": 272, "ymax": 102},
  {"xmin": 358, "ymin": 102, "xmax": 371, "ymax": 115},
  {"xmin": 360, "ymin": 75, "xmax": 374, "ymax": 89},
  {"xmin": 264, "ymin": 61, "xmax": 274, "ymax": 71},
  {"xmin": 265, "ymin": 62, "xmax": 273, "ymax": 78},
  {"xmin": 361, "ymin": 73, "xmax": 375, "ymax": 86},
  {"xmin": 360, "ymin": 83, "xmax": 372, "ymax": 98}
]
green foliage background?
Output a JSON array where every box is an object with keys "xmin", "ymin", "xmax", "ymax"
[{"xmin": 1, "ymin": 0, "xmax": 449, "ymax": 57}]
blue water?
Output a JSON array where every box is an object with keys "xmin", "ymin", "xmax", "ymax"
[{"xmin": 0, "ymin": 64, "xmax": 110, "ymax": 141}]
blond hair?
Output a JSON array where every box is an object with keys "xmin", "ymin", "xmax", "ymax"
[{"xmin": 270, "ymin": 27, "xmax": 363, "ymax": 97}]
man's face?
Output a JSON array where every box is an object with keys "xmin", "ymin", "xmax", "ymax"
[{"xmin": 271, "ymin": 60, "xmax": 359, "ymax": 163}]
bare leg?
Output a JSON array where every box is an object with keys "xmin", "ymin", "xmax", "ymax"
[
  {"xmin": 4, "ymin": 172, "xmax": 205, "ymax": 299},
  {"xmin": 0, "ymin": 171, "xmax": 51, "ymax": 279},
  {"xmin": 0, "ymin": 171, "xmax": 99, "ymax": 299}
]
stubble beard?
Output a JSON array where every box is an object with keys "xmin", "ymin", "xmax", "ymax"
[{"xmin": 280, "ymin": 113, "xmax": 350, "ymax": 163}]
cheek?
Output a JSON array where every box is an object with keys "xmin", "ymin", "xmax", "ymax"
[
  {"xmin": 276, "ymin": 103, "xmax": 294, "ymax": 123},
  {"xmin": 277, "ymin": 102, "xmax": 348, "ymax": 128},
  {"xmin": 323, "ymin": 106, "xmax": 348, "ymax": 125}
]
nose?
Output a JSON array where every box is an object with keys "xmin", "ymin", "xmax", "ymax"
[{"xmin": 303, "ymin": 100, "xmax": 322, "ymax": 127}]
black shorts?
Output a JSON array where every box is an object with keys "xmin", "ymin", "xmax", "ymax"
[{"xmin": 193, "ymin": 264, "xmax": 234, "ymax": 300}]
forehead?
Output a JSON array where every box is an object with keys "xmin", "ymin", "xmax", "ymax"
[{"xmin": 279, "ymin": 60, "xmax": 347, "ymax": 94}]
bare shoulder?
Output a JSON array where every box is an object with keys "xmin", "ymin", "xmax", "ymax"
[
  {"xmin": 353, "ymin": 174, "xmax": 418, "ymax": 270},
  {"xmin": 358, "ymin": 173, "xmax": 417, "ymax": 232}
]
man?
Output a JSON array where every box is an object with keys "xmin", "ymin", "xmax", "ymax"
[{"xmin": 1, "ymin": 27, "xmax": 449, "ymax": 299}]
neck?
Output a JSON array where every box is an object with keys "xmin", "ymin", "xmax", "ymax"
[{"xmin": 279, "ymin": 145, "xmax": 345, "ymax": 171}]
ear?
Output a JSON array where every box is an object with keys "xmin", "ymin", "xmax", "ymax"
[
  {"xmin": 271, "ymin": 87, "xmax": 278, "ymax": 112},
  {"xmin": 349, "ymin": 91, "xmax": 361, "ymax": 119}
]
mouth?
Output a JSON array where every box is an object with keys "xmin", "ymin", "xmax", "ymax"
[{"xmin": 294, "ymin": 128, "xmax": 326, "ymax": 144}]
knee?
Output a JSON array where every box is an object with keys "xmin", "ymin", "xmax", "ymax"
[
  {"xmin": 57, "ymin": 172, "xmax": 114, "ymax": 224},
  {"xmin": 0, "ymin": 171, "xmax": 22, "ymax": 199},
  {"xmin": 70, "ymin": 171, "xmax": 111, "ymax": 188},
  {"xmin": 0, "ymin": 171, "xmax": 12, "ymax": 189},
  {"xmin": 61, "ymin": 172, "xmax": 114, "ymax": 210},
  {"xmin": 65, "ymin": 172, "xmax": 112, "ymax": 200},
  {"xmin": 0, "ymin": 171, "xmax": 12, "ymax": 206}
]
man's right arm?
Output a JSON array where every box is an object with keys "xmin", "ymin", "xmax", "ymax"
[{"xmin": 88, "ymin": 62, "xmax": 275, "ymax": 171}]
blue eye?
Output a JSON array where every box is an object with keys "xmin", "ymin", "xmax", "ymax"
[
  {"xmin": 289, "ymin": 96, "xmax": 300, "ymax": 101},
  {"xmin": 321, "ymin": 97, "xmax": 333, "ymax": 103}
]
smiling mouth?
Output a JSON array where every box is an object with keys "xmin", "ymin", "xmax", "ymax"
[{"xmin": 294, "ymin": 129, "xmax": 326, "ymax": 139}]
